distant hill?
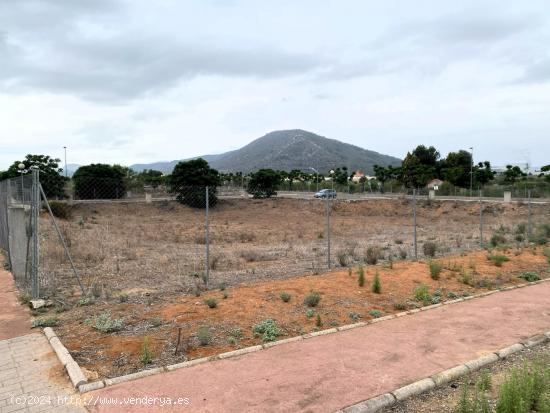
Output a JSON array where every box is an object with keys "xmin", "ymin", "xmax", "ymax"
[{"xmin": 130, "ymin": 129, "xmax": 401, "ymax": 174}]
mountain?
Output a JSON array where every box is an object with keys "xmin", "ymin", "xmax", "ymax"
[{"xmin": 130, "ymin": 129, "xmax": 402, "ymax": 174}]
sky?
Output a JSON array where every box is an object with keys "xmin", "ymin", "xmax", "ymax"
[{"xmin": 1, "ymin": 0, "xmax": 549, "ymax": 170}]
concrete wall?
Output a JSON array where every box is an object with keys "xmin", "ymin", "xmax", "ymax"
[{"xmin": 7, "ymin": 204, "xmax": 31, "ymax": 286}]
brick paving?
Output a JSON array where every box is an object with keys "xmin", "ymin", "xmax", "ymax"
[{"xmin": 0, "ymin": 266, "xmax": 85, "ymax": 413}]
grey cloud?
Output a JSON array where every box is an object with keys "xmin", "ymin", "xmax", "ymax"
[
  {"xmin": 0, "ymin": 33, "xmax": 325, "ymax": 101},
  {"xmin": 515, "ymin": 58, "xmax": 550, "ymax": 84}
]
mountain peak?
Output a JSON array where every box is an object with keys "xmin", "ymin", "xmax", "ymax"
[{"xmin": 131, "ymin": 129, "xmax": 401, "ymax": 174}]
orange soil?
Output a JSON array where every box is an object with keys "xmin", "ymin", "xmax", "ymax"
[{"xmin": 56, "ymin": 247, "xmax": 549, "ymax": 379}]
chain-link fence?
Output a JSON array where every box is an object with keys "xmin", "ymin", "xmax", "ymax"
[
  {"xmin": 0, "ymin": 172, "xmax": 40, "ymax": 297},
  {"xmin": 1, "ymin": 174, "xmax": 549, "ymax": 300}
]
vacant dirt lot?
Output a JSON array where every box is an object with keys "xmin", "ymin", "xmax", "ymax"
[
  {"xmin": 31, "ymin": 246, "xmax": 550, "ymax": 380},
  {"xmin": 38, "ymin": 197, "xmax": 549, "ymax": 299}
]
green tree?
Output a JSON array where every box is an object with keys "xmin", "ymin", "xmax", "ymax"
[
  {"xmin": 473, "ymin": 161, "xmax": 495, "ymax": 187},
  {"xmin": 168, "ymin": 158, "xmax": 220, "ymax": 208},
  {"xmin": 1, "ymin": 154, "xmax": 66, "ymax": 198},
  {"xmin": 247, "ymin": 169, "xmax": 282, "ymax": 198},
  {"xmin": 73, "ymin": 164, "xmax": 126, "ymax": 199},
  {"xmin": 137, "ymin": 169, "xmax": 164, "ymax": 188},
  {"xmin": 442, "ymin": 150, "xmax": 472, "ymax": 188},
  {"xmin": 502, "ymin": 165, "xmax": 526, "ymax": 184}
]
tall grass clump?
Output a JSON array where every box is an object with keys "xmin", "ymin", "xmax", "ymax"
[
  {"xmin": 488, "ymin": 253, "xmax": 510, "ymax": 267},
  {"xmin": 357, "ymin": 267, "xmax": 365, "ymax": 287},
  {"xmin": 371, "ymin": 271, "xmax": 381, "ymax": 294},
  {"xmin": 140, "ymin": 336, "xmax": 153, "ymax": 366},
  {"xmin": 304, "ymin": 291, "xmax": 321, "ymax": 307},
  {"xmin": 429, "ymin": 261, "xmax": 443, "ymax": 280},
  {"xmin": 414, "ymin": 284, "xmax": 431, "ymax": 304}
]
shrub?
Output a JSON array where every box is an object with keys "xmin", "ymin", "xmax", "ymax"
[
  {"xmin": 349, "ymin": 312, "xmax": 361, "ymax": 321},
  {"xmin": 197, "ymin": 326, "xmax": 212, "ymax": 346},
  {"xmin": 460, "ymin": 268, "xmax": 474, "ymax": 286},
  {"xmin": 90, "ymin": 311, "xmax": 123, "ymax": 333},
  {"xmin": 428, "ymin": 261, "xmax": 442, "ymax": 280},
  {"xmin": 218, "ymin": 282, "xmax": 227, "ymax": 291},
  {"xmin": 118, "ymin": 294, "xmax": 128, "ymax": 303},
  {"xmin": 252, "ymin": 319, "xmax": 280, "ymax": 342},
  {"xmin": 357, "ymin": 267, "xmax": 365, "ymax": 287},
  {"xmin": 423, "ymin": 242, "xmax": 437, "ymax": 258},
  {"xmin": 447, "ymin": 291, "xmax": 458, "ymax": 299},
  {"xmin": 49, "ymin": 201, "xmax": 72, "ymax": 220},
  {"xmin": 414, "ymin": 284, "xmax": 431, "ymax": 304},
  {"xmin": 280, "ymin": 292, "xmax": 291, "ymax": 303},
  {"xmin": 32, "ymin": 317, "xmax": 58, "ymax": 328},
  {"xmin": 371, "ymin": 271, "xmax": 381, "ymax": 294},
  {"xmin": 519, "ymin": 272, "xmax": 540, "ymax": 282},
  {"xmin": 365, "ymin": 246, "xmax": 381, "ymax": 265},
  {"xmin": 337, "ymin": 250, "xmax": 350, "ymax": 267},
  {"xmin": 491, "ymin": 232, "xmax": 508, "ymax": 247},
  {"xmin": 204, "ymin": 298, "xmax": 218, "ymax": 308},
  {"xmin": 150, "ymin": 317, "xmax": 163, "ymax": 327},
  {"xmin": 306, "ymin": 309, "xmax": 314, "ymax": 318},
  {"xmin": 77, "ymin": 296, "xmax": 95, "ymax": 306},
  {"xmin": 304, "ymin": 292, "xmax": 321, "ymax": 307},
  {"xmin": 369, "ymin": 309, "xmax": 382, "ymax": 318},
  {"xmin": 140, "ymin": 337, "xmax": 153, "ymax": 366},
  {"xmin": 488, "ymin": 254, "xmax": 510, "ymax": 267},
  {"xmin": 398, "ymin": 248, "xmax": 407, "ymax": 260},
  {"xmin": 544, "ymin": 248, "xmax": 550, "ymax": 264},
  {"xmin": 315, "ymin": 314, "xmax": 322, "ymax": 327},
  {"xmin": 393, "ymin": 301, "xmax": 407, "ymax": 311},
  {"xmin": 496, "ymin": 357, "xmax": 550, "ymax": 413}
]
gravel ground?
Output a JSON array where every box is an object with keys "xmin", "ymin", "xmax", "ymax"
[{"xmin": 382, "ymin": 340, "xmax": 550, "ymax": 413}]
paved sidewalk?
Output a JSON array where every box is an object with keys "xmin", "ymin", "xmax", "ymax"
[
  {"xmin": 89, "ymin": 282, "xmax": 550, "ymax": 413},
  {"xmin": 0, "ymin": 266, "xmax": 85, "ymax": 413}
]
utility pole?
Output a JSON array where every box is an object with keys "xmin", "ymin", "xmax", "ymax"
[
  {"xmin": 63, "ymin": 146, "xmax": 67, "ymax": 178},
  {"xmin": 469, "ymin": 146, "xmax": 474, "ymax": 197}
]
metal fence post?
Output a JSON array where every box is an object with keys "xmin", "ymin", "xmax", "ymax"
[
  {"xmin": 31, "ymin": 167, "xmax": 40, "ymax": 298},
  {"xmin": 205, "ymin": 186, "xmax": 210, "ymax": 288},
  {"xmin": 413, "ymin": 188, "xmax": 417, "ymax": 260},
  {"xmin": 479, "ymin": 189, "xmax": 483, "ymax": 248},
  {"xmin": 527, "ymin": 189, "xmax": 532, "ymax": 240},
  {"xmin": 326, "ymin": 196, "xmax": 331, "ymax": 269}
]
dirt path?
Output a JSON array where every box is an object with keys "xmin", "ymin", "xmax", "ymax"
[
  {"xmin": 0, "ymin": 266, "xmax": 31, "ymax": 340},
  {"xmin": 88, "ymin": 282, "xmax": 550, "ymax": 413}
]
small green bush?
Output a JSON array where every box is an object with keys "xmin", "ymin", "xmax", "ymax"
[
  {"xmin": 414, "ymin": 284, "xmax": 431, "ymax": 304},
  {"xmin": 252, "ymin": 319, "xmax": 280, "ymax": 342},
  {"xmin": 365, "ymin": 246, "xmax": 381, "ymax": 265},
  {"xmin": 32, "ymin": 317, "xmax": 58, "ymax": 328},
  {"xmin": 204, "ymin": 298, "xmax": 218, "ymax": 308},
  {"xmin": 49, "ymin": 201, "xmax": 72, "ymax": 220},
  {"xmin": 488, "ymin": 254, "xmax": 510, "ymax": 267},
  {"xmin": 519, "ymin": 272, "xmax": 540, "ymax": 282},
  {"xmin": 279, "ymin": 292, "xmax": 291, "ymax": 302},
  {"xmin": 393, "ymin": 301, "xmax": 407, "ymax": 311},
  {"xmin": 447, "ymin": 291, "xmax": 458, "ymax": 299},
  {"xmin": 140, "ymin": 336, "xmax": 153, "ymax": 366},
  {"xmin": 306, "ymin": 309, "xmax": 314, "ymax": 318},
  {"xmin": 315, "ymin": 314, "xmax": 322, "ymax": 327},
  {"xmin": 77, "ymin": 296, "xmax": 95, "ymax": 306},
  {"xmin": 496, "ymin": 357, "xmax": 550, "ymax": 413},
  {"xmin": 428, "ymin": 261, "xmax": 442, "ymax": 280},
  {"xmin": 304, "ymin": 291, "xmax": 321, "ymax": 307},
  {"xmin": 369, "ymin": 309, "xmax": 382, "ymax": 318},
  {"xmin": 90, "ymin": 311, "xmax": 123, "ymax": 333},
  {"xmin": 423, "ymin": 242, "xmax": 437, "ymax": 258},
  {"xmin": 371, "ymin": 271, "xmax": 381, "ymax": 294},
  {"xmin": 491, "ymin": 233, "xmax": 507, "ymax": 247},
  {"xmin": 197, "ymin": 326, "xmax": 212, "ymax": 346},
  {"xmin": 150, "ymin": 317, "xmax": 163, "ymax": 327},
  {"xmin": 357, "ymin": 267, "xmax": 365, "ymax": 287}
]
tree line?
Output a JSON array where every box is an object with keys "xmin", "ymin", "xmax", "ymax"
[{"xmin": 1, "ymin": 149, "xmax": 549, "ymax": 209}]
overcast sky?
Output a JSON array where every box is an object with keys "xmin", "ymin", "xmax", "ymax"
[{"xmin": 1, "ymin": 0, "xmax": 549, "ymax": 170}]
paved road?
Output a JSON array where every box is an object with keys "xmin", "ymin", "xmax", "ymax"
[
  {"xmin": 0, "ymin": 266, "xmax": 85, "ymax": 413},
  {"xmin": 89, "ymin": 282, "xmax": 550, "ymax": 412}
]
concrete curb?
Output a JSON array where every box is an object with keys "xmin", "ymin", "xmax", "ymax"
[
  {"xmin": 67, "ymin": 277, "xmax": 550, "ymax": 394},
  {"xmin": 337, "ymin": 331, "xmax": 550, "ymax": 412},
  {"xmin": 42, "ymin": 327, "xmax": 88, "ymax": 389}
]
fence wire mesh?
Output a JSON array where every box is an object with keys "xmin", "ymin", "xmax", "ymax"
[
  {"xmin": 1, "ymin": 175, "xmax": 549, "ymax": 300},
  {"xmin": 0, "ymin": 174, "xmax": 38, "ymax": 296}
]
